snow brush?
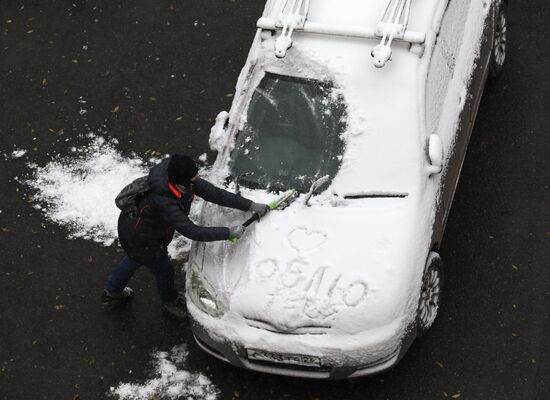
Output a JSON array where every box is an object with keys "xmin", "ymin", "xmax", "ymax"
[{"xmin": 229, "ymin": 189, "xmax": 298, "ymax": 243}]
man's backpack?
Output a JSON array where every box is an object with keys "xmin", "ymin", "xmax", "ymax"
[{"xmin": 115, "ymin": 176, "xmax": 151, "ymax": 217}]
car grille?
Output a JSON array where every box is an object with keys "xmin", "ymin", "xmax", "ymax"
[{"xmin": 245, "ymin": 318, "xmax": 330, "ymax": 335}]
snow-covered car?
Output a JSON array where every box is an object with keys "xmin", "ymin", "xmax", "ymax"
[{"xmin": 186, "ymin": 0, "xmax": 508, "ymax": 379}]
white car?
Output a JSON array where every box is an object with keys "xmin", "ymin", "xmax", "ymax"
[{"xmin": 186, "ymin": 0, "xmax": 508, "ymax": 379}]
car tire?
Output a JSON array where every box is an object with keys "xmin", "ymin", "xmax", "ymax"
[
  {"xmin": 488, "ymin": 0, "xmax": 508, "ymax": 80},
  {"xmin": 416, "ymin": 251, "xmax": 443, "ymax": 338}
]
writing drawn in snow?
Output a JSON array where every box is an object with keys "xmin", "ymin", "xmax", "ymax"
[{"xmin": 252, "ymin": 259, "xmax": 369, "ymax": 321}]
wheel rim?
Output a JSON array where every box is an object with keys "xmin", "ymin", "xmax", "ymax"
[
  {"xmin": 494, "ymin": 9, "xmax": 507, "ymax": 67},
  {"xmin": 419, "ymin": 266, "xmax": 441, "ymax": 329}
]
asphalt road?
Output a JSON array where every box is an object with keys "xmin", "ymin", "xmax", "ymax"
[{"xmin": 1, "ymin": 1, "xmax": 549, "ymax": 399}]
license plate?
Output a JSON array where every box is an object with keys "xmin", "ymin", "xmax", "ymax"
[{"xmin": 246, "ymin": 349, "xmax": 321, "ymax": 368}]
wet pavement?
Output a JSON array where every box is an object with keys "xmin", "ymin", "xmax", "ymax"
[{"xmin": 1, "ymin": 1, "xmax": 549, "ymax": 399}]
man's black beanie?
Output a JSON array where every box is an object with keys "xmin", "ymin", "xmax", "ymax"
[{"xmin": 168, "ymin": 154, "xmax": 198, "ymax": 186}]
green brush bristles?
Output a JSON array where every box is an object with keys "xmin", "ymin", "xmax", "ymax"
[{"xmin": 269, "ymin": 189, "xmax": 298, "ymax": 210}]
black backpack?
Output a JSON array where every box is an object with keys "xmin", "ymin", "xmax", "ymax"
[{"xmin": 115, "ymin": 176, "xmax": 151, "ymax": 217}]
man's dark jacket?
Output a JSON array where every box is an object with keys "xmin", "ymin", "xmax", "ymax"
[{"xmin": 118, "ymin": 158, "xmax": 252, "ymax": 261}]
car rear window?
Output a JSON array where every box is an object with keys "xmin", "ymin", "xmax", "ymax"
[{"xmin": 230, "ymin": 73, "xmax": 347, "ymax": 193}]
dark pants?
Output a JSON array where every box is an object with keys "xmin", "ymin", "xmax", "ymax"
[{"xmin": 106, "ymin": 255, "xmax": 178, "ymax": 304}]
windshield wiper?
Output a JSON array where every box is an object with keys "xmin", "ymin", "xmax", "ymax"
[
  {"xmin": 343, "ymin": 192, "xmax": 409, "ymax": 199},
  {"xmin": 304, "ymin": 175, "xmax": 330, "ymax": 206}
]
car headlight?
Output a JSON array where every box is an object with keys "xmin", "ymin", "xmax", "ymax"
[{"xmin": 188, "ymin": 266, "xmax": 226, "ymax": 318}]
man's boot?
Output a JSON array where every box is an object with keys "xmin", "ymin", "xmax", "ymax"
[
  {"xmin": 161, "ymin": 295, "xmax": 187, "ymax": 322},
  {"xmin": 101, "ymin": 287, "xmax": 134, "ymax": 308}
]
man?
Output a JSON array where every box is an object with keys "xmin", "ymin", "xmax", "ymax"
[{"xmin": 102, "ymin": 154, "xmax": 269, "ymax": 321}]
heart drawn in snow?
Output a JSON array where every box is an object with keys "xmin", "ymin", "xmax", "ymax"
[{"xmin": 288, "ymin": 227, "xmax": 327, "ymax": 252}]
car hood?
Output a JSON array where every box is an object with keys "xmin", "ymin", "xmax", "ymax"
[{"xmin": 190, "ymin": 192, "xmax": 430, "ymax": 334}]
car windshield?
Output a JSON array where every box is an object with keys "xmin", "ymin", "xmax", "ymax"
[{"xmin": 230, "ymin": 73, "xmax": 346, "ymax": 193}]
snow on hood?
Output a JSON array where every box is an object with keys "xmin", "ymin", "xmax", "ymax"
[{"xmin": 192, "ymin": 190, "xmax": 425, "ymax": 334}]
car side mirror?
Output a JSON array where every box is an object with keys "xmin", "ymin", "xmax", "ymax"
[
  {"xmin": 209, "ymin": 111, "xmax": 229, "ymax": 153},
  {"xmin": 426, "ymin": 134, "xmax": 443, "ymax": 176}
]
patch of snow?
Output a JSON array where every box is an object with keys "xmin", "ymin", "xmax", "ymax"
[
  {"xmin": 25, "ymin": 135, "xmax": 205, "ymax": 260},
  {"xmin": 208, "ymin": 111, "xmax": 229, "ymax": 153},
  {"xmin": 198, "ymin": 153, "xmax": 208, "ymax": 163},
  {"xmin": 110, "ymin": 345, "xmax": 219, "ymax": 400},
  {"xmin": 11, "ymin": 149, "xmax": 27, "ymax": 158},
  {"xmin": 25, "ymin": 135, "xmax": 146, "ymax": 246},
  {"xmin": 168, "ymin": 233, "xmax": 192, "ymax": 261}
]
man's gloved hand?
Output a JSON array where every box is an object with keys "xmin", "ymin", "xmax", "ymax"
[
  {"xmin": 228, "ymin": 225, "xmax": 245, "ymax": 240},
  {"xmin": 249, "ymin": 202, "xmax": 270, "ymax": 218}
]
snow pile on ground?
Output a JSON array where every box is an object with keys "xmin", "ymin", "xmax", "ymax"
[
  {"xmin": 25, "ymin": 135, "xmax": 192, "ymax": 259},
  {"xmin": 3, "ymin": 148, "xmax": 28, "ymax": 160},
  {"xmin": 11, "ymin": 149, "xmax": 28, "ymax": 158},
  {"xmin": 110, "ymin": 345, "xmax": 219, "ymax": 400},
  {"xmin": 26, "ymin": 135, "xmax": 145, "ymax": 245}
]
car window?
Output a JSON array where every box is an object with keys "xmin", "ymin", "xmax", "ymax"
[
  {"xmin": 230, "ymin": 73, "xmax": 346, "ymax": 193},
  {"xmin": 425, "ymin": 0, "xmax": 472, "ymax": 136}
]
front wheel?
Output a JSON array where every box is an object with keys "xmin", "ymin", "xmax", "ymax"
[
  {"xmin": 416, "ymin": 252, "xmax": 443, "ymax": 337},
  {"xmin": 489, "ymin": 1, "xmax": 508, "ymax": 79}
]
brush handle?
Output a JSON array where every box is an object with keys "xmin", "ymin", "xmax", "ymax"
[
  {"xmin": 228, "ymin": 189, "xmax": 297, "ymax": 243},
  {"xmin": 242, "ymin": 212, "xmax": 260, "ymax": 228}
]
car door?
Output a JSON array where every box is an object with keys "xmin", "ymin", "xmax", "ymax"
[{"xmin": 425, "ymin": 0, "xmax": 493, "ymax": 246}]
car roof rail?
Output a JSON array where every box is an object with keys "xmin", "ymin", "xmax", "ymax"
[
  {"xmin": 257, "ymin": 0, "xmax": 425, "ymax": 68},
  {"xmin": 372, "ymin": 0, "xmax": 412, "ymax": 68},
  {"xmin": 266, "ymin": 0, "xmax": 311, "ymax": 59}
]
